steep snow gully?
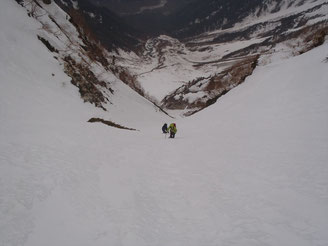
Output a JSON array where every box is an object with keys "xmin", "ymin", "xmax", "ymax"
[{"xmin": 1, "ymin": 0, "xmax": 328, "ymax": 246}]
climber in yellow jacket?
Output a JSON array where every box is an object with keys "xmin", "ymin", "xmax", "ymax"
[{"xmin": 168, "ymin": 123, "xmax": 177, "ymax": 138}]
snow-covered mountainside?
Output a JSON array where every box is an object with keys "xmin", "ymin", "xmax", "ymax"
[
  {"xmin": 1, "ymin": 0, "xmax": 328, "ymax": 246},
  {"xmin": 96, "ymin": 0, "xmax": 328, "ymax": 38},
  {"xmin": 184, "ymin": 0, "xmax": 328, "ymax": 43},
  {"xmin": 115, "ymin": 0, "xmax": 328, "ymax": 115},
  {"xmin": 169, "ymin": 0, "xmax": 328, "ymax": 38}
]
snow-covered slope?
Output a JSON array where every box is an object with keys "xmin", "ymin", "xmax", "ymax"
[
  {"xmin": 0, "ymin": 2, "xmax": 169, "ymax": 243},
  {"xmin": 1, "ymin": 0, "xmax": 328, "ymax": 246}
]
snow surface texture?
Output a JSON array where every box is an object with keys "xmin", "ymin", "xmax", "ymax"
[{"xmin": 1, "ymin": 0, "xmax": 328, "ymax": 246}]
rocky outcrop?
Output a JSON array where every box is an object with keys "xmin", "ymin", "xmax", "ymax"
[
  {"xmin": 19, "ymin": 0, "xmax": 116, "ymax": 110},
  {"xmin": 88, "ymin": 118, "xmax": 137, "ymax": 131},
  {"xmin": 63, "ymin": 56, "xmax": 111, "ymax": 110},
  {"xmin": 161, "ymin": 55, "xmax": 259, "ymax": 116}
]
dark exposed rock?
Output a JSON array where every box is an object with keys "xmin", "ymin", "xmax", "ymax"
[
  {"xmin": 300, "ymin": 25, "xmax": 328, "ymax": 53},
  {"xmin": 88, "ymin": 118, "xmax": 137, "ymax": 131},
  {"xmin": 110, "ymin": 65, "xmax": 145, "ymax": 97},
  {"xmin": 54, "ymin": 0, "xmax": 144, "ymax": 51},
  {"xmin": 14, "ymin": 0, "xmax": 24, "ymax": 5},
  {"xmin": 37, "ymin": 35, "xmax": 58, "ymax": 53},
  {"xmin": 63, "ymin": 56, "xmax": 110, "ymax": 110}
]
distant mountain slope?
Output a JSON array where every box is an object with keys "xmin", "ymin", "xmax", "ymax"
[
  {"xmin": 115, "ymin": 0, "xmax": 328, "ymax": 115},
  {"xmin": 92, "ymin": 0, "xmax": 197, "ymax": 16},
  {"xmin": 54, "ymin": 0, "xmax": 144, "ymax": 51},
  {"xmin": 181, "ymin": 0, "xmax": 328, "ymax": 43},
  {"xmin": 95, "ymin": 0, "xmax": 327, "ymax": 39},
  {"xmin": 169, "ymin": 0, "xmax": 326, "ymax": 38}
]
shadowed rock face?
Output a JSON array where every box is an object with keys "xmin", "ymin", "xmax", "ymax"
[
  {"xmin": 81, "ymin": 0, "xmax": 326, "ymax": 40},
  {"xmin": 95, "ymin": 0, "xmax": 262, "ymax": 36},
  {"xmin": 91, "ymin": 0, "xmax": 197, "ymax": 16},
  {"xmin": 63, "ymin": 56, "xmax": 109, "ymax": 111},
  {"xmin": 54, "ymin": 0, "xmax": 327, "ymax": 48},
  {"xmin": 54, "ymin": 0, "xmax": 145, "ymax": 51}
]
